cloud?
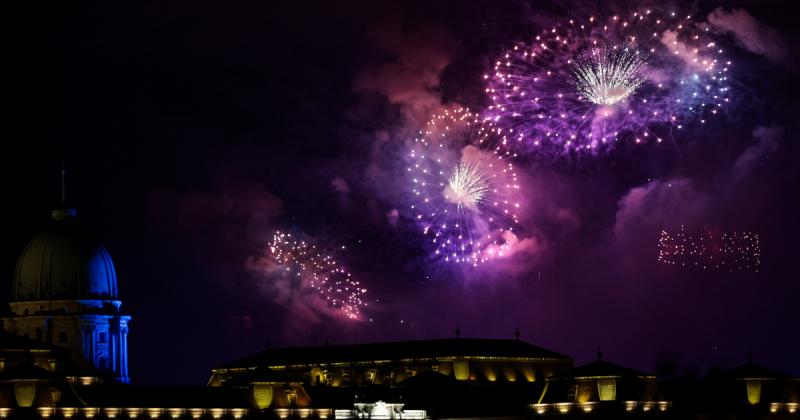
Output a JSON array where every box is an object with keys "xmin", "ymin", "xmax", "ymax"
[
  {"xmin": 708, "ymin": 8, "xmax": 790, "ymax": 64},
  {"xmin": 614, "ymin": 178, "xmax": 711, "ymax": 241},
  {"xmin": 479, "ymin": 230, "xmax": 544, "ymax": 268},
  {"xmin": 244, "ymin": 243, "xmax": 364, "ymax": 340},
  {"xmin": 347, "ymin": 22, "xmax": 459, "ymax": 220},
  {"xmin": 731, "ymin": 125, "xmax": 782, "ymax": 183},
  {"xmin": 386, "ymin": 208, "xmax": 399, "ymax": 227},
  {"xmin": 149, "ymin": 179, "xmax": 284, "ymax": 260},
  {"xmin": 331, "ymin": 177, "xmax": 351, "ymax": 194},
  {"xmin": 659, "ymin": 30, "xmax": 715, "ymax": 72},
  {"xmin": 353, "ymin": 22, "xmax": 456, "ymax": 127}
]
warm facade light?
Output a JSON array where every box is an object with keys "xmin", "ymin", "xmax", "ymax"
[
  {"xmin": 252, "ymin": 383, "xmax": 274, "ymax": 409},
  {"xmin": 556, "ymin": 402, "xmax": 572, "ymax": 413},
  {"xmin": 104, "ymin": 408, "xmax": 120, "ymax": 418},
  {"xmin": 61, "ymin": 407, "xmax": 77, "ymax": 418},
  {"xmin": 126, "ymin": 408, "xmax": 142, "ymax": 418},
  {"xmin": 579, "ymin": 402, "xmax": 596, "ymax": 413},
  {"xmin": 37, "ymin": 407, "xmax": 54, "ymax": 418},
  {"xmin": 13, "ymin": 382, "xmax": 36, "ymax": 407},
  {"xmin": 746, "ymin": 380, "xmax": 762, "ymax": 404},
  {"xmin": 453, "ymin": 359, "xmax": 469, "ymax": 380},
  {"xmin": 624, "ymin": 401, "xmax": 636, "ymax": 412},
  {"xmin": 597, "ymin": 378, "xmax": 616, "ymax": 401}
]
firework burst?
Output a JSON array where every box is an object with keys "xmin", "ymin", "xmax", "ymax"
[
  {"xmin": 485, "ymin": 9, "xmax": 732, "ymax": 156},
  {"xmin": 407, "ymin": 107, "xmax": 522, "ymax": 265},
  {"xmin": 445, "ymin": 162, "xmax": 491, "ymax": 210},
  {"xmin": 657, "ymin": 225, "xmax": 760, "ymax": 272},
  {"xmin": 572, "ymin": 45, "xmax": 647, "ymax": 106},
  {"xmin": 266, "ymin": 231, "xmax": 368, "ymax": 319}
]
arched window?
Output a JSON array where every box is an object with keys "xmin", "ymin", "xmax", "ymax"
[{"xmin": 97, "ymin": 356, "xmax": 107, "ymax": 369}]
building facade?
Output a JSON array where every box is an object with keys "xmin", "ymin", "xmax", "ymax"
[
  {"xmin": 209, "ymin": 338, "xmax": 575, "ymax": 388},
  {"xmin": 1, "ymin": 208, "xmax": 130, "ymax": 383},
  {"xmin": 0, "ymin": 205, "xmax": 797, "ymax": 419}
]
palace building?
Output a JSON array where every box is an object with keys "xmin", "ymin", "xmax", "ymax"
[
  {"xmin": 210, "ymin": 337, "xmax": 574, "ymax": 386},
  {"xmin": 1, "ymin": 207, "xmax": 130, "ymax": 383},
  {"xmin": 533, "ymin": 353, "xmax": 670, "ymax": 415},
  {"xmin": 0, "ymin": 202, "xmax": 797, "ymax": 419}
]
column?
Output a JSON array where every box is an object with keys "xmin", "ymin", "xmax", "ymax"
[
  {"xmin": 121, "ymin": 326, "xmax": 129, "ymax": 380},
  {"xmin": 88, "ymin": 325, "xmax": 95, "ymax": 367},
  {"xmin": 109, "ymin": 322, "xmax": 117, "ymax": 374}
]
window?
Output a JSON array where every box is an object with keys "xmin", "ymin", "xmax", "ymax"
[
  {"xmin": 98, "ymin": 332, "xmax": 107, "ymax": 343},
  {"xmin": 59, "ymin": 332, "xmax": 68, "ymax": 343},
  {"xmin": 97, "ymin": 356, "xmax": 106, "ymax": 369}
]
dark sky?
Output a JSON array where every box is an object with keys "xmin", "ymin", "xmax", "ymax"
[{"xmin": 2, "ymin": 0, "xmax": 799, "ymax": 385}]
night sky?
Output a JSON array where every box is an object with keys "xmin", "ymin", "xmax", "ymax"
[{"xmin": 2, "ymin": 0, "xmax": 799, "ymax": 385}]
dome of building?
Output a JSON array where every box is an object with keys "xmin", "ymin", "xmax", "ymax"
[{"xmin": 12, "ymin": 209, "xmax": 118, "ymax": 301}]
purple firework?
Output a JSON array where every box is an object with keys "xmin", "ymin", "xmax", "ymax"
[
  {"xmin": 484, "ymin": 9, "xmax": 732, "ymax": 157},
  {"xmin": 407, "ymin": 107, "xmax": 522, "ymax": 266}
]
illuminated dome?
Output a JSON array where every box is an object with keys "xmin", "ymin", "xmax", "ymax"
[{"xmin": 12, "ymin": 209, "xmax": 118, "ymax": 301}]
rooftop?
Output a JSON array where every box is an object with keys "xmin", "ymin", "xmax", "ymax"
[
  {"xmin": 555, "ymin": 359, "xmax": 655, "ymax": 380},
  {"xmin": 219, "ymin": 338, "xmax": 571, "ymax": 369}
]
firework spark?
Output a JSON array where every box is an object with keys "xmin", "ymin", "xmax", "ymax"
[
  {"xmin": 408, "ymin": 107, "xmax": 522, "ymax": 265},
  {"xmin": 657, "ymin": 225, "xmax": 760, "ymax": 272},
  {"xmin": 572, "ymin": 45, "xmax": 647, "ymax": 106},
  {"xmin": 445, "ymin": 162, "xmax": 490, "ymax": 210},
  {"xmin": 266, "ymin": 231, "xmax": 368, "ymax": 319},
  {"xmin": 485, "ymin": 9, "xmax": 732, "ymax": 156}
]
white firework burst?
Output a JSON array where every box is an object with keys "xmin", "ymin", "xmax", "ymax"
[
  {"xmin": 572, "ymin": 45, "xmax": 648, "ymax": 105},
  {"xmin": 445, "ymin": 162, "xmax": 490, "ymax": 210},
  {"xmin": 407, "ymin": 107, "xmax": 522, "ymax": 265}
]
